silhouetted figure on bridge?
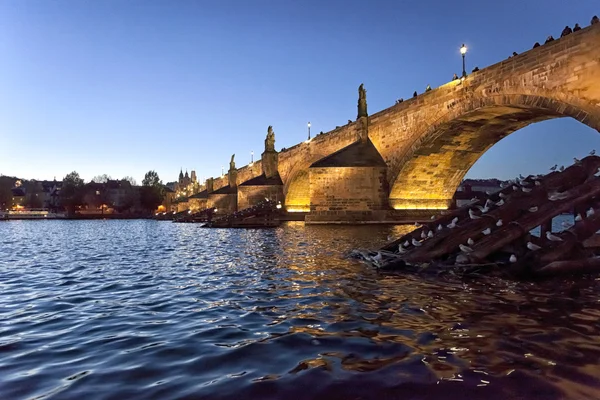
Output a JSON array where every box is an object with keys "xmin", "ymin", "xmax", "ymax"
[
  {"xmin": 452, "ymin": 73, "xmax": 459, "ymax": 81},
  {"xmin": 592, "ymin": 15, "xmax": 599, "ymax": 25},
  {"xmin": 472, "ymin": 66, "xmax": 479, "ymax": 72},
  {"xmin": 561, "ymin": 26, "xmax": 573, "ymax": 37},
  {"xmin": 545, "ymin": 35, "xmax": 555, "ymax": 44},
  {"xmin": 533, "ymin": 42, "xmax": 541, "ymax": 48},
  {"xmin": 573, "ymin": 23, "xmax": 582, "ymax": 32},
  {"xmin": 413, "ymin": 91, "xmax": 418, "ymax": 98},
  {"xmin": 396, "ymin": 98, "xmax": 403, "ymax": 104},
  {"xmin": 425, "ymin": 84, "xmax": 432, "ymax": 92},
  {"xmin": 512, "ymin": 51, "xmax": 518, "ymax": 57}
]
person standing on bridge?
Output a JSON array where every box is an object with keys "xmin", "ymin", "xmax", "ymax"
[
  {"xmin": 573, "ymin": 23, "xmax": 581, "ymax": 32},
  {"xmin": 425, "ymin": 84, "xmax": 432, "ymax": 92},
  {"xmin": 592, "ymin": 15, "xmax": 599, "ymax": 25}
]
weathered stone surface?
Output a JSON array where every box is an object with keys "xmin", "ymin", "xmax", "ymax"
[
  {"xmin": 238, "ymin": 185, "xmax": 283, "ymax": 210},
  {"xmin": 308, "ymin": 166, "xmax": 388, "ymax": 212},
  {"xmin": 208, "ymin": 187, "xmax": 237, "ymax": 214},
  {"xmin": 237, "ymin": 173, "xmax": 284, "ymax": 210},
  {"xmin": 261, "ymin": 151, "xmax": 279, "ymax": 179}
]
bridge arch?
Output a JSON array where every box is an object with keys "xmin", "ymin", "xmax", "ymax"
[{"xmin": 387, "ymin": 90, "xmax": 600, "ymax": 210}]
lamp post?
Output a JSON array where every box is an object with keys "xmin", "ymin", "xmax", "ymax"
[
  {"xmin": 307, "ymin": 121, "xmax": 311, "ymax": 141},
  {"xmin": 460, "ymin": 44, "xmax": 467, "ymax": 78},
  {"xmin": 251, "ymin": 151, "xmax": 254, "ymax": 164},
  {"xmin": 221, "ymin": 166, "xmax": 224, "ymax": 177}
]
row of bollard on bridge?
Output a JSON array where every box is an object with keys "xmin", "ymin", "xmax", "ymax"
[
  {"xmin": 352, "ymin": 154, "xmax": 600, "ymax": 280},
  {"xmin": 203, "ymin": 199, "xmax": 283, "ymax": 228}
]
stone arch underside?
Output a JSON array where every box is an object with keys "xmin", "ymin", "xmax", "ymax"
[
  {"xmin": 388, "ymin": 96, "xmax": 600, "ymax": 210},
  {"xmin": 284, "ymin": 169, "xmax": 310, "ymax": 212}
]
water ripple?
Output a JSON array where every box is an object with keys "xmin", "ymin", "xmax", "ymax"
[{"xmin": 0, "ymin": 220, "xmax": 599, "ymax": 399}]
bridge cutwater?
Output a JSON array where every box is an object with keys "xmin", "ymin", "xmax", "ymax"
[{"xmin": 175, "ymin": 24, "xmax": 600, "ymax": 224}]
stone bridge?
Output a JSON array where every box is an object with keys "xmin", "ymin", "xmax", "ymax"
[{"xmin": 189, "ymin": 23, "xmax": 600, "ymax": 223}]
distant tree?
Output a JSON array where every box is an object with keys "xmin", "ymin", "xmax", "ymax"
[
  {"xmin": 24, "ymin": 193, "xmax": 43, "ymax": 209},
  {"xmin": 0, "ymin": 176, "xmax": 15, "ymax": 210},
  {"xmin": 142, "ymin": 170, "xmax": 161, "ymax": 187},
  {"xmin": 61, "ymin": 171, "xmax": 85, "ymax": 214},
  {"xmin": 92, "ymin": 174, "xmax": 111, "ymax": 183},
  {"xmin": 64, "ymin": 171, "xmax": 84, "ymax": 187},
  {"xmin": 140, "ymin": 170, "xmax": 164, "ymax": 213},
  {"xmin": 122, "ymin": 176, "xmax": 137, "ymax": 186}
]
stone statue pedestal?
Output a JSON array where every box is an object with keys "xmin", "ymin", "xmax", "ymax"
[
  {"xmin": 358, "ymin": 116, "xmax": 369, "ymax": 143},
  {"xmin": 228, "ymin": 169, "xmax": 238, "ymax": 189},
  {"xmin": 261, "ymin": 151, "xmax": 279, "ymax": 179},
  {"xmin": 205, "ymin": 178, "xmax": 214, "ymax": 194}
]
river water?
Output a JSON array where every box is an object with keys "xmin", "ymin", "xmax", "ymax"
[{"xmin": 1, "ymin": 220, "xmax": 599, "ymax": 400}]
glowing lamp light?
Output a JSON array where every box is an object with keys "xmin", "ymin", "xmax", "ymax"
[
  {"xmin": 460, "ymin": 44, "xmax": 468, "ymax": 78},
  {"xmin": 188, "ymin": 210, "xmax": 192, "ymax": 214},
  {"xmin": 214, "ymin": 208, "xmax": 218, "ymax": 212},
  {"xmin": 276, "ymin": 204, "xmax": 282, "ymax": 209}
]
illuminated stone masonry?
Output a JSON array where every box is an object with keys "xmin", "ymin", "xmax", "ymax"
[{"xmin": 171, "ymin": 24, "xmax": 600, "ymax": 223}]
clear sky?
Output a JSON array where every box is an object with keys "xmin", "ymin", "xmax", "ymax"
[{"xmin": 1, "ymin": 0, "xmax": 599, "ymax": 184}]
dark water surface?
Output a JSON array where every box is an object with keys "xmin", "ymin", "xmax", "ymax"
[{"xmin": 1, "ymin": 220, "xmax": 600, "ymax": 400}]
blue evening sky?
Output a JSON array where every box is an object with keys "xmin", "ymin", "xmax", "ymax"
[{"xmin": 1, "ymin": 0, "xmax": 598, "ymax": 184}]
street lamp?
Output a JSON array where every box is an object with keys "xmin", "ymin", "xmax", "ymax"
[
  {"xmin": 251, "ymin": 151, "xmax": 254, "ymax": 164},
  {"xmin": 460, "ymin": 44, "xmax": 467, "ymax": 78},
  {"xmin": 307, "ymin": 121, "xmax": 311, "ymax": 141},
  {"xmin": 221, "ymin": 166, "xmax": 224, "ymax": 177}
]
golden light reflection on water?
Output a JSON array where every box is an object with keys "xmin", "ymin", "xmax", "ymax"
[{"xmin": 232, "ymin": 222, "xmax": 600, "ymax": 397}]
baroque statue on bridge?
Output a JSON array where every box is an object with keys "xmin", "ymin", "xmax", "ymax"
[
  {"xmin": 265, "ymin": 125, "xmax": 276, "ymax": 152},
  {"xmin": 229, "ymin": 154, "xmax": 235, "ymax": 171},
  {"xmin": 357, "ymin": 83, "xmax": 368, "ymax": 119}
]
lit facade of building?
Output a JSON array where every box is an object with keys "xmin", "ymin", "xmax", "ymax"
[{"xmin": 174, "ymin": 169, "xmax": 202, "ymax": 199}]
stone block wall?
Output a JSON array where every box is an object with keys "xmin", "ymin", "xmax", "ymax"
[
  {"xmin": 176, "ymin": 201, "xmax": 189, "ymax": 213},
  {"xmin": 208, "ymin": 194, "xmax": 237, "ymax": 215},
  {"xmin": 237, "ymin": 185, "xmax": 284, "ymax": 210},
  {"xmin": 309, "ymin": 166, "xmax": 389, "ymax": 212},
  {"xmin": 189, "ymin": 198, "xmax": 208, "ymax": 211}
]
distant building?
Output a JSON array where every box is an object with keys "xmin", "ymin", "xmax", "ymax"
[
  {"xmin": 105, "ymin": 179, "xmax": 135, "ymax": 209},
  {"xmin": 10, "ymin": 180, "xmax": 26, "ymax": 209},
  {"xmin": 159, "ymin": 185, "xmax": 176, "ymax": 212},
  {"xmin": 40, "ymin": 180, "xmax": 62, "ymax": 209},
  {"xmin": 165, "ymin": 181, "xmax": 177, "ymax": 192}
]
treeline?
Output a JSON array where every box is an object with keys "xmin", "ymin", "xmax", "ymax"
[{"xmin": 60, "ymin": 170, "xmax": 166, "ymax": 215}]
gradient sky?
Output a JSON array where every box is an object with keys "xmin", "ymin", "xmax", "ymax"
[{"xmin": 1, "ymin": 0, "xmax": 599, "ymax": 184}]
